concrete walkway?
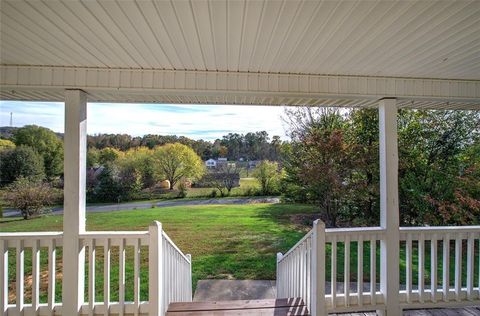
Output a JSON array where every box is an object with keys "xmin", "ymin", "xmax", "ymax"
[
  {"xmin": 193, "ymin": 280, "xmax": 276, "ymax": 302},
  {"xmin": 3, "ymin": 197, "xmax": 281, "ymax": 217}
]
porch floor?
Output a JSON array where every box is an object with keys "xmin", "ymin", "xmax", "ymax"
[
  {"xmin": 338, "ymin": 306, "xmax": 480, "ymax": 315},
  {"xmin": 167, "ymin": 298, "xmax": 308, "ymax": 315}
]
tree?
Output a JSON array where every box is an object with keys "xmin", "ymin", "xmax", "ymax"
[
  {"xmin": 5, "ymin": 177, "xmax": 56, "ymax": 219},
  {"xmin": 398, "ymin": 110, "xmax": 480, "ymax": 225},
  {"xmin": 13, "ymin": 125, "xmax": 63, "ymax": 180},
  {"xmin": 0, "ymin": 146, "xmax": 45, "ymax": 186},
  {"xmin": 122, "ymin": 147, "xmax": 157, "ymax": 188},
  {"xmin": 253, "ymin": 160, "xmax": 282, "ymax": 196},
  {"xmin": 0, "ymin": 139, "xmax": 15, "ymax": 151},
  {"xmin": 87, "ymin": 148, "xmax": 100, "ymax": 168},
  {"xmin": 153, "ymin": 143, "xmax": 205, "ymax": 189},
  {"xmin": 202, "ymin": 163, "xmax": 240, "ymax": 197},
  {"xmin": 281, "ymin": 107, "xmax": 358, "ymax": 227},
  {"xmin": 98, "ymin": 147, "xmax": 122, "ymax": 165}
]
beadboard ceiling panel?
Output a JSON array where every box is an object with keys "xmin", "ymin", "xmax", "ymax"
[
  {"xmin": 1, "ymin": 0, "xmax": 479, "ymax": 79},
  {"xmin": 0, "ymin": 0, "xmax": 479, "ymax": 107}
]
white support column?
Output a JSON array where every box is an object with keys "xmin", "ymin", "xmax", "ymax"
[
  {"xmin": 62, "ymin": 89, "xmax": 87, "ymax": 315},
  {"xmin": 149, "ymin": 221, "xmax": 164, "ymax": 316},
  {"xmin": 378, "ymin": 98, "xmax": 400, "ymax": 316},
  {"xmin": 311, "ymin": 219, "xmax": 326, "ymax": 316}
]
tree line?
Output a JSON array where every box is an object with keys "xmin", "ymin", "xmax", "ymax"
[{"xmin": 86, "ymin": 131, "xmax": 282, "ymax": 161}]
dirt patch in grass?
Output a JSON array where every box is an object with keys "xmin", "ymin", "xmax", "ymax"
[
  {"xmin": 9, "ymin": 261, "xmax": 63, "ymax": 303},
  {"xmin": 289, "ymin": 213, "xmax": 319, "ymax": 229}
]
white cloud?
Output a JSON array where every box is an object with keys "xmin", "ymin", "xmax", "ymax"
[{"xmin": 0, "ymin": 101, "xmax": 290, "ymax": 140}]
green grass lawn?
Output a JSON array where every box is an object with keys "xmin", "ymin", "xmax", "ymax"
[{"xmin": 1, "ymin": 203, "xmax": 477, "ymax": 304}]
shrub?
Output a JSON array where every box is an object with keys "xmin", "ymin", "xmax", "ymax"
[
  {"xmin": 177, "ymin": 181, "xmax": 188, "ymax": 198},
  {"xmin": 5, "ymin": 177, "xmax": 56, "ymax": 219}
]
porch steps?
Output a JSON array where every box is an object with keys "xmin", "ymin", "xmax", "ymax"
[{"xmin": 166, "ymin": 298, "xmax": 309, "ymax": 315}]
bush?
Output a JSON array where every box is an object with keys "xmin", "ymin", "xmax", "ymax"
[
  {"xmin": 177, "ymin": 181, "xmax": 188, "ymax": 198},
  {"xmin": 5, "ymin": 178, "xmax": 56, "ymax": 219}
]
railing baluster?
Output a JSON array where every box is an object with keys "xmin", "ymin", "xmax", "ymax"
[
  {"xmin": 418, "ymin": 234, "xmax": 425, "ymax": 303},
  {"xmin": 344, "ymin": 236, "xmax": 350, "ymax": 307},
  {"xmin": 286, "ymin": 254, "xmax": 290, "ymax": 293},
  {"xmin": 119, "ymin": 238, "xmax": 125, "ymax": 316},
  {"xmin": 174, "ymin": 252, "xmax": 180, "ymax": 302},
  {"xmin": 104, "ymin": 238, "xmax": 111, "ymax": 316},
  {"xmin": 292, "ymin": 249, "xmax": 297, "ymax": 298},
  {"xmin": 431, "ymin": 236, "xmax": 438, "ymax": 303},
  {"xmin": 406, "ymin": 235, "xmax": 412, "ymax": 303},
  {"xmin": 467, "ymin": 233, "xmax": 474, "ymax": 300},
  {"xmin": 0, "ymin": 240, "xmax": 8, "ymax": 315},
  {"xmin": 32, "ymin": 239, "xmax": 40, "ymax": 315},
  {"xmin": 443, "ymin": 234, "xmax": 450, "ymax": 302},
  {"xmin": 306, "ymin": 238, "xmax": 310, "ymax": 309},
  {"xmin": 134, "ymin": 239, "xmax": 140, "ymax": 316},
  {"xmin": 357, "ymin": 236, "xmax": 363, "ymax": 307},
  {"xmin": 331, "ymin": 237, "xmax": 337, "ymax": 308},
  {"xmin": 370, "ymin": 238, "xmax": 376, "ymax": 306},
  {"xmin": 89, "ymin": 239, "xmax": 96, "ymax": 316},
  {"xmin": 300, "ymin": 242, "xmax": 304, "ymax": 300},
  {"xmin": 454, "ymin": 237, "xmax": 462, "ymax": 301},
  {"xmin": 16, "ymin": 239, "xmax": 24, "ymax": 313},
  {"xmin": 48, "ymin": 239, "xmax": 56, "ymax": 314}
]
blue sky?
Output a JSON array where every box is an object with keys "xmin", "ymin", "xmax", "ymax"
[{"xmin": 0, "ymin": 101, "xmax": 289, "ymax": 140}]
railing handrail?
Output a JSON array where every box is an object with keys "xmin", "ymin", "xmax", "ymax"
[
  {"xmin": 326, "ymin": 226, "xmax": 384, "ymax": 234},
  {"xmin": 0, "ymin": 232, "xmax": 63, "ymax": 239},
  {"xmin": 162, "ymin": 231, "xmax": 191, "ymax": 263},
  {"xmin": 400, "ymin": 225, "xmax": 480, "ymax": 232},
  {"xmin": 278, "ymin": 229, "xmax": 313, "ymax": 262},
  {"xmin": 79, "ymin": 231, "xmax": 149, "ymax": 239}
]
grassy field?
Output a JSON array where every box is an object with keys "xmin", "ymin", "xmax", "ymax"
[{"xmin": 1, "ymin": 203, "xmax": 477, "ymax": 304}]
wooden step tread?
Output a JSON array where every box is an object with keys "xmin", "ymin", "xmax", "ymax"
[{"xmin": 167, "ymin": 298, "xmax": 309, "ymax": 315}]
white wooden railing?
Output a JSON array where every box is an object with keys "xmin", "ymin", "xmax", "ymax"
[
  {"xmin": 277, "ymin": 221, "xmax": 480, "ymax": 315},
  {"xmin": 0, "ymin": 232, "xmax": 63, "ymax": 316},
  {"xmin": 324, "ymin": 226, "xmax": 385, "ymax": 312},
  {"xmin": 0, "ymin": 221, "xmax": 192, "ymax": 316},
  {"xmin": 399, "ymin": 226, "xmax": 480, "ymax": 308}
]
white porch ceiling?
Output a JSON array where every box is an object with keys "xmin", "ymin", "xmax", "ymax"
[{"xmin": 0, "ymin": 0, "xmax": 479, "ymax": 108}]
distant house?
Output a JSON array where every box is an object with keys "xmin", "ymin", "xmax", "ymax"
[
  {"xmin": 205, "ymin": 157, "xmax": 235, "ymax": 169},
  {"xmin": 205, "ymin": 158, "xmax": 216, "ymax": 168}
]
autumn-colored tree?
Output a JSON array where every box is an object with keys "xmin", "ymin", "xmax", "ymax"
[
  {"xmin": 282, "ymin": 108, "xmax": 358, "ymax": 227},
  {"xmin": 5, "ymin": 177, "xmax": 57, "ymax": 219},
  {"xmin": 154, "ymin": 143, "xmax": 205, "ymax": 190}
]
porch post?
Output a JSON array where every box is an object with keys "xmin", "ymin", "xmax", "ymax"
[
  {"xmin": 62, "ymin": 89, "xmax": 87, "ymax": 314},
  {"xmin": 378, "ymin": 98, "xmax": 400, "ymax": 316}
]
